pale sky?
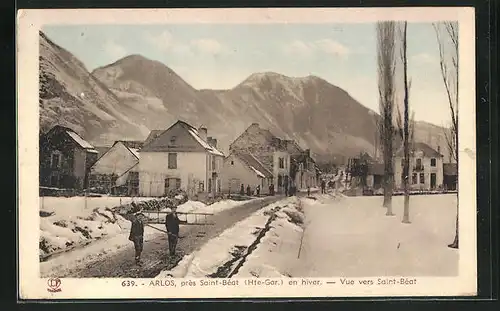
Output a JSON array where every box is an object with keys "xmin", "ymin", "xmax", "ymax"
[{"xmin": 43, "ymin": 23, "xmax": 454, "ymax": 127}]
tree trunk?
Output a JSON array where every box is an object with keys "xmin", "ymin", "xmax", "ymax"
[
  {"xmin": 401, "ymin": 21, "xmax": 411, "ymax": 224},
  {"xmin": 449, "ymin": 190, "xmax": 459, "ymax": 248}
]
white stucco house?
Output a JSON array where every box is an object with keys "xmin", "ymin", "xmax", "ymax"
[
  {"xmin": 138, "ymin": 121, "xmax": 224, "ymax": 197},
  {"xmin": 221, "ymin": 151, "xmax": 273, "ymax": 195},
  {"xmin": 393, "ymin": 142, "xmax": 444, "ymax": 190}
]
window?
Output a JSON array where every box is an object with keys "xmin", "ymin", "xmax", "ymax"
[
  {"xmin": 199, "ymin": 182, "xmax": 204, "ymax": 192},
  {"xmin": 230, "ymin": 160, "xmax": 234, "ymax": 165},
  {"xmin": 279, "ymin": 157, "xmax": 284, "ymax": 169},
  {"xmin": 419, "ymin": 173, "xmax": 425, "ymax": 184},
  {"xmin": 170, "ymin": 136, "xmax": 177, "ymax": 145},
  {"xmin": 212, "ymin": 156, "xmax": 216, "ymax": 171},
  {"xmin": 175, "ymin": 178, "xmax": 181, "ymax": 189},
  {"xmin": 278, "ymin": 175, "xmax": 283, "ymax": 187},
  {"xmin": 51, "ymin": 152, "xmax": 60, "ymax": 169},
  {"xmin": 430, "ymin": 158, "xmax": 436, "ymax": 167},
  {"xmin": 168, "ymin": 153, "xmax": 177, "ymax": 169},
  {"xmin": 208, "ymin": 178, "xmax": 212, "ymax": 192},
  {"xmin": 412, "ymin": 173, "xmax": 418, "ymax": 184}
]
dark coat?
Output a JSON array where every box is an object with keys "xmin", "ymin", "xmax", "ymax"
[
  {"xmin": 165, "ymin": 213, "xmax": 180, "ymax": 234},
  {"xmin": 129, "ymin": 216, "xmax": 144, "ymax": 240}
]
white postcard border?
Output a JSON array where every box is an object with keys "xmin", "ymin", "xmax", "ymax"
[{"xmin": 17, "ymin": 7, "xmax": 477, "ymax": 299}]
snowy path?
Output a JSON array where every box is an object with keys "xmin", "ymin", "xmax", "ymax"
[
  {"xmin": 50, "ymin": 195, "xmax": 285, "ymax": 278},
  {"xmin": 291, "ymin": 194, "xmax": 459, "ymax": 277}
]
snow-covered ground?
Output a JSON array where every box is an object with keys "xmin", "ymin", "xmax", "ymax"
[
  {"xmin": 291, "ymin": 193, "xmax": 459, "ymax": 277},
  {"xmin": 39, "ymin": 196, "xmax": 266, "ymax": 277},
  {"xmin": 39, "ymin": 196, "xmax": 159, "ymax": 259},
  {"xmin": 156, "ymin": 197, "xmax": 304, "ymax": 278}
]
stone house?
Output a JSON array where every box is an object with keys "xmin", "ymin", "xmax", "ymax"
[
  {"xmin": 39, "ymin": 125, "xmax": 99, "ymax": 190},
  {"xmin": 229, "ymin": 123, "xmax": 291, "ymax": 194}
]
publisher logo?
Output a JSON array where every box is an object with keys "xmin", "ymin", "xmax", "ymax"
[{"xmin": 47, "ymin": 278, "xmax": 62, "ymax": 293}]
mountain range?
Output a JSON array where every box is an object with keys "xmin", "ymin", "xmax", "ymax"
[{"xmin": 39, "ymin": 31, "xmax": 450, "ymax": 162}]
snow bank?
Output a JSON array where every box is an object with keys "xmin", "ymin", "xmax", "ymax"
[
  {"xmin": 234, "ymin": 215, "xmax": 304, "ymax": 278},
  {"xmin": 39, "ymin": 196, "xmax": 161, "ymax": 260},
  {"xmin": 156, "ymin": 197, "xmax": 304, "ymax": 279},
  {"xmin": 40, "ymin": 225, "xmax": 162, "ymax": 278},
  {"xmin": 39, "ymin": 205, "xmax": 131, "ymax": 260}
]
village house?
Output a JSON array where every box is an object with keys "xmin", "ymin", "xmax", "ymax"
[
  {"xmin": 221, "ymin": 151, "xmax": 273, "ymax": 195},
  {"xmin": 443, "ymin": 163, "xmax": 458, "ymax": 191},
  {"xmin": 39, "ymin": 125, "xmax": 99, "ymax": 190},
  {"xmin": 229, "ymin": 123, "xmax": 291, "ymax": 194},
  {"xmin": 88, "ymin": 140, "xmax": 143, "ymax": 195},
  {"xmin": 138, "ymin": 121, "xmax": 224, "ymax": 197},
  {"xmin": 286, "ymin": 140, "xmax": 318, "ymax": 190},
  {"xmin": 393, "ymin": 142, "xmax": 444, "ymax": 190}
]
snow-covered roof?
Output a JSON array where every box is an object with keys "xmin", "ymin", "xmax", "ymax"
[
  {"xmin": 128, "ymin": 148, "xmax": 140, "ymax": 159},
  {"xmin": 87, "ymin": 149, "xmax": 99, "ymax": 154},
  {"xmin": 250, "ymin": 166, "xmax": 266, "ymax": 178},
  {"xmin": 232, "ymin": 152, "xmax": 273, "ymax": 178},
  {"xmin": 66, "ymin": 130, "xmax": 95, "ymax": 149},
  {"xmin": 187, "ymin": 128, "xmax": 224, "ymax": 156}
]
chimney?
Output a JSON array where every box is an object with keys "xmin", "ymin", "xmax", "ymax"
[
  {"xmin": 199, "ymin": 127, "xmax": 208, "ymax": 142},
  {"xmin": 212, "ymin": 138, "xmax": 217, "ymax": 148}
]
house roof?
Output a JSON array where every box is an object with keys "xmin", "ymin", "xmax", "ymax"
[
  {"xmin": 233, "ymin": 151, "xmax": 273, "ymax": 178},
  {"xmin": 47, "ymin": 125, "xmax": 98, "ymax": 153},
  {"xmin": 114, "ymin": 140, "xmax": 144, "ymax": 149},
  {"xmin": 141, "ymin": 121, "xmax": 224, "ymax": 156},
  {"xmin": 94, "ymin": 146, "xmax": 111, "ymax": 157},
  {"xmin": 367, "ymin": 163, "xmax": 385, "ymax": 176},
  {"xmin": 230, "ymin": 123, "xmax": 297, "ymax": 155},
  {"xmin": 143, "ymin": 130, "xmax": 164, "ymax": 147},
  {"xmin": 285, "ymin": 139, "xmax": 303, "ymax": 154},
  {"xmin": 395, "ymin": 142, "xmax": 443, "ymax": 158},
  {"xmin": 443, "ymin": 163, "xmax": 458, "ymax": 176}
]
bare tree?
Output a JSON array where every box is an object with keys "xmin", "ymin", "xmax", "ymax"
[
  {"xmin": 377, "ymin": 21, "xmax": 397, "ymax": 216},
  {"xmin": 394, "ymin": 21, "xmax": 412, "ymax": 223},
  {"xmin": 433, "ymin": 22, "xmax": 459, "ymax": 248}
]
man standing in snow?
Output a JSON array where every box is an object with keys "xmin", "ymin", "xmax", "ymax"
[
  {"xmin": 165, "ymin": 206, "xmax": 180, "ymax": 256},
  {"xmin": 128, "ymin": 204, "xmax": 145, "ymax": 265},
  {"xmin": 321, "ymin": 179, "xmax": 326, "ymax": 194}
]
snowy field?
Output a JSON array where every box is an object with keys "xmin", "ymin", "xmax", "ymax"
[
  {"xmin": 291, "ymin": 194, "xmax": 459, "ymax": 277},
  {"xmin": 39, "ymin": 196, "xmax": 266, "ymax": 277},
  {"xmin": 156, "ymin": 197, "xmax": 305, "ymax": 278}
]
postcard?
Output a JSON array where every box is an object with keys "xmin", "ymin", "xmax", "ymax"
[{"xmin": 17, "ymin": 7, "xmax": 477, "ymax": 299}]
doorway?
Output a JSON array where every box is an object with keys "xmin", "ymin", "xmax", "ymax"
[{"xmin": 430, "ymin": 173, "xmax": 436, "ymax": 189}]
